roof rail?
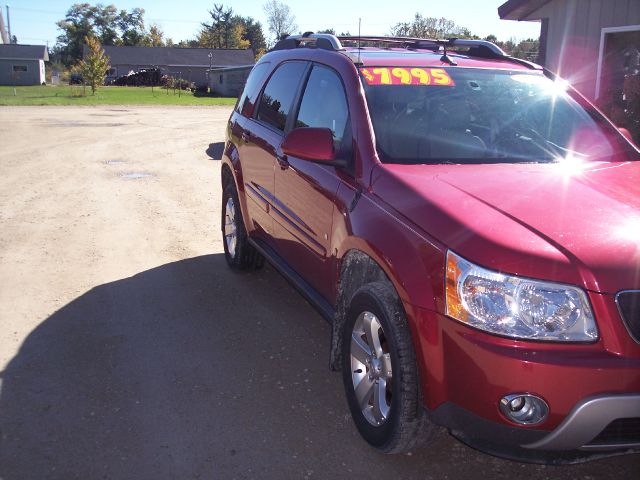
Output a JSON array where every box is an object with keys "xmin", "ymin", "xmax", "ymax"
[
  {"xmin": 271, "ymin": 34, "xmax": 542, "ymax": 70},
  {"xmin": 338, "ymin": 35, "xmax": 541, "ymax": 70},
  {"xmin": 271, "ymin": 33, "xmax": 343, "ymax": 52},
  {"xmin": 447, "ymin": 39, "xmax": 506, "ymax": 56},
  {"xmin": 338, "ymin": 35, "xmax": 440, "ymax": 50},
  {"xmin": 337, "ymin": 36, "xmax": 508, "ymax": 56}
]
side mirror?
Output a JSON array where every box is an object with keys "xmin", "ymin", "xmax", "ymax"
[
  {"xmin": 281, "ymin": 127, "xmax": 335, "ymax": 162},
  {"xmin": 618, "ymin": 127, "xmax": 635, "ymax": 144}
]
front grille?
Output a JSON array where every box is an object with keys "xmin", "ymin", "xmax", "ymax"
[
  {"xmin": 587, "ymin": 418, "xmax": 640, "ymax": 446},
  {"xmin": 616, "ymin": 291, "xmax": 640, "ymax": 344}
]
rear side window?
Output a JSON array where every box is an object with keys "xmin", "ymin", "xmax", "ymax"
[
  {"xmin": 296, "ymin": 65, "xmax": 349, "ymax": 144},
  {"xmin": 256, "ymin": 62, "xmax": 307, "ymax": 131},
  {"xmin": 236, "ymin": 62, "xmax": 270, "ymax": 117}
]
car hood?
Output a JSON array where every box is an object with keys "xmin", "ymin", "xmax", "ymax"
[{"xmin": 371, "ymin": 161, "xmax": 640, "ymax": 293}]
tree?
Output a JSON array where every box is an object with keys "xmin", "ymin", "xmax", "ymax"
[
  {"xmin": 483, "ymin": 36, "xmax": 539, "ymax": 61},
  {"xmin": 238, "ymin": 17, "xmax": 267, "ymax": 58},
  {"xmin": 92, "ymin": 4, "xmax": 119, "ymax": 45},
  {"xmin": 118, "ymin": 7, "xmax": 146, "ymax": 46},
  {"xmin": 56, "ymin": 4, "xmax": 96, "ymax": 65},
  {"xmin": 177, "ymin": 39, "xmax": 200, "ymax": 48},
  {"xmin": 511, "ymin": 38, "xmax": 540, "ymax": 61},
  {"xmin": 55, "ymin": 4, "xmax": 164, "ymax": 66},
  {"xmin": 199, "ymin": 4, "xmax": 235, "ymax": 48},
  {"xmin": 231, "ymin": 24, "xmax": 251, "ymax": 49},
  {"xmin": 198, "ymin": 5, "xmax": 266, "ymax": 58},
  {"xmin": 390, "ymin": 13, "xmax": 473, "ymax": 39},
  {"xmin": 76, "ymin": 35, "xmax": 110, "ymax": 94},
  {"xmin": 263, "ymin": 0, "xmax": 297, "ymax": 45},
  {"xmin": 144, "ymin": 24, "xmax": 165, "ymax": 47}
]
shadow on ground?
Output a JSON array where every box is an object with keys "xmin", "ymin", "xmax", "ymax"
[
  {"xmin": 206, "ymin": 142, "xmax": 224, "ymax": 160},
  {"xmin": 1, "ymin": 255, "xmax": 638, "ymax": 479}
]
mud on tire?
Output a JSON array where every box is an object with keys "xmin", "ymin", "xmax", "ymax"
[{"xmin": 341, "ymin": 281, "xmax": 436, "ymax": 453}]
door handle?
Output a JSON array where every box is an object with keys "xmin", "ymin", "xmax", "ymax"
[
  {"xmin": 241, "ymin": 131, "xmax": 252, "ymax": 143},
  {"xmin": 276, "ymin": 154, "xmax": 289, "ymax": 170}
]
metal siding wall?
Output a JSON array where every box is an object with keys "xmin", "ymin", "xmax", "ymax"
[
  {"xmin": 521, "ymin": 0, "xmax": 640, "ymax": 99},
  {"xmin": 549, "ymin": 0, "xmax": 576, "ymax": 76},
  {"xmin": 596, "ymin": 0, "xmax": 640, "ymax": 27},
  {"xmin": 630, "ymin": 0, "xmax": 640, "ymax": 21},
  {"xmin": 0, "ymin": 59, "xmax": 12, "ymax": 85},
  {"xmin": 586, "ymin": 0, "xmax": 603, "ymax": 54},
  {"xmin": 612, "ymin": 0, "xmax": 630, "ymax": 27},
  {"xmin": 0, "ymin": 59, "xmax": 39, "ymax": 85}
]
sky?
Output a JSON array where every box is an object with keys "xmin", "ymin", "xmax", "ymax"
[{"xmin": 6, "ymin": 0, "xmax": 541, "ymax": 48}]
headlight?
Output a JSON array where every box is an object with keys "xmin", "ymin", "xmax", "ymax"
[{"xmin": 445, "ymin": 250, "xmax": 598, "ymax": 342}]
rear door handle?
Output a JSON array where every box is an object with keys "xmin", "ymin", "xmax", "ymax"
[
  {"xmin": 276, "ymin": 154, "xmax": 289, "ymax": 170},
  {"xmin": 241, "ymin": 132, "xmax": 253, "ymax": 143}
]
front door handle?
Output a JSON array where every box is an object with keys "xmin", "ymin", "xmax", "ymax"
[{"xmin": 276, "ymin": 154, "xmax": 289, "ymax": 170}]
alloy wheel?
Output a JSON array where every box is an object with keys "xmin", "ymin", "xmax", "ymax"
[
  {"xmin": 350, "ymin": 311, "xmax": 393, "ymax": 426},
  {"xmin": 224, "ymin": 197, "xmax": 237, "ymax": 258}
]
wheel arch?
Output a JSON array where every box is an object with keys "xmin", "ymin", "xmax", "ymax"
[
  {"xmin": 221, "ymin": 161, "xmax": 234, "ymax": 189},
  {"xmin": 330, "ymin": 248, "xmax": 408, "ymax": 371},
  {"xmin": 221, "ymin": 144, "xmax": 252, "ymax": 236}
]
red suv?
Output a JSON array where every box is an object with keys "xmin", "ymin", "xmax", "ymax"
[{"xmin": 221, "ymin": 33, "xmax": 640, "ymax": 463}]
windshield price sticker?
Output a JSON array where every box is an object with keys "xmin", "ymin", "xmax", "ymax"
[{"xmin": 360, "ymin": 67, "xmax": 455, "ymax": 86}]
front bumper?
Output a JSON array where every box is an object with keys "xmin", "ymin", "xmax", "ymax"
[
  {"xmin": 408, "ymin": 304, "xmax": 640, "ymax": 462},
  {"xmin": 524, "ymin": 394, "xmax": 640, "ymax": 450},
  {"xmin": 428, "ymin": 398, "xmax": 640, "ymax": 464}
]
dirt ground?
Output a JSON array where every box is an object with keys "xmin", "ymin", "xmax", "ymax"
[{"xmin": 0, "ymin": 106, "xmax": 638, "ymax": 479}]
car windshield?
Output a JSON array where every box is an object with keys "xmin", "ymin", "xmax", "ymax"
[{"xmin": 361, "ymin": 67, "xmax": 624, "ymax": 164}]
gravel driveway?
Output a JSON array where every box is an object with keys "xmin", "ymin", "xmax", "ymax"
[{"xmin": 0, "ymin": 106, "xmax": 637, "ymax": 479}]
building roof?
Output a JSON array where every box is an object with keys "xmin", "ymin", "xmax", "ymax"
[
  {"xmin": 92, "ymin": 45, "xmax": 255, "ymax": 68},
  {"xmin": 498, "ymin": 0, "xmax": 553, "ymax": 20},
  {"xmin": 0, "ymin": 44, "xmax": 49, "ymax": 61}
]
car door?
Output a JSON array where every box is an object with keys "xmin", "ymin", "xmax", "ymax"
[
  {"xmin": 272, "ymin": 64, "xmax": 351, "ymax": 301},
  {"xmin": 237, "ymin": 61, "xmax": 308, "ymax": 242}
]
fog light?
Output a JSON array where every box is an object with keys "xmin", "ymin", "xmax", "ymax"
[{"xmin": 499, "ymin": 394, "xmax": 548, "ymax": 425}]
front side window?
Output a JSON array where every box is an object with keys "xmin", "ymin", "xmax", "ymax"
[
  {"xmin": 296, "ymin": 65, "xmax": 349, "ymax": 145},
  {"xmin": 361, "ymin": 67, "xmax": 627, "ymax": 164},
  {"xmin": 256, "ymin": 62, "xmax": 307, "ymax": 131},
  {"xmin": 12, "ymin": 65, "xmax": 28, "ymax": 72}
]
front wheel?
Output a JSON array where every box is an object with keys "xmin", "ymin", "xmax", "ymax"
[
  {"xmin": 341, "ymin": 282, "xmax": 435, "ymax": 453},
  {"xmin": 221, "ymin": 182, "xmax": 264, "ymax": 271}
]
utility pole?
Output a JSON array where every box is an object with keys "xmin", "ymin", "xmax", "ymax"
[{"xmin": 6, "ymin": 4, "xmax": 12, "ymax": 44}]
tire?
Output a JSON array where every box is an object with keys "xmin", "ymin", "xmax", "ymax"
[
  {"xmin": 341, "ymin": 281, "xmax": 435, "ymax": 453},
  {"xmin": 221, "ymin": 181, "xmax": 264, "ymax": 271}
]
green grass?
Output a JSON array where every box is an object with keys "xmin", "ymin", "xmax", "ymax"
[{"xmin": 0, "ymin": 85, "xmax": 237, "ymax": 106}]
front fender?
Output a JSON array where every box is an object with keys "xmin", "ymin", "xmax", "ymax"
[{"xmin": 331, "ymin": 183, "xmax": 446, "ymax": 312}]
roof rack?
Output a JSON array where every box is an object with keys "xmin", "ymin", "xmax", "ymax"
[
  {"xmin": 271, "ymin": 33, "xmax": 541, "ymax": 70},
  {"xmin": 271, "ymin": 32, "xmax": 343, "ymax": 52}
]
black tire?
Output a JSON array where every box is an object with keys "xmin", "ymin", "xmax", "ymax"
[
  {"xmin": 221, "ymin": 182, "xmax": 264, "ymax": 271},
  {"xmin": 341, "ymin": 281, "xmax": 435, "ymax": 453}
]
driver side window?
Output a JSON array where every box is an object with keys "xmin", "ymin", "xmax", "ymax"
[{"xmin": 295, "ymin": 65, "xmax": 349, "ymax": 148}]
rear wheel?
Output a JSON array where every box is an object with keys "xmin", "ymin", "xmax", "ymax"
[
  {"xmin": 221, "ymin": 182, "xmax": 264, "ymax": 271},
  {"xmin": 342, "ymin": 282, "xmax": 435, "ymax": 453}
]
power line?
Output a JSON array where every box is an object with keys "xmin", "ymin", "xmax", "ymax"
[
  {"xmin": 9, "ymin": 7, "xmax": 63, "ymax": 15},
  {"xmin": 19, "ymin": 37, "xmax": 52, "ymax": 42},
  {"xmin": 148, "ymin": 18, "xmax": 202, "ymax": 25}
]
